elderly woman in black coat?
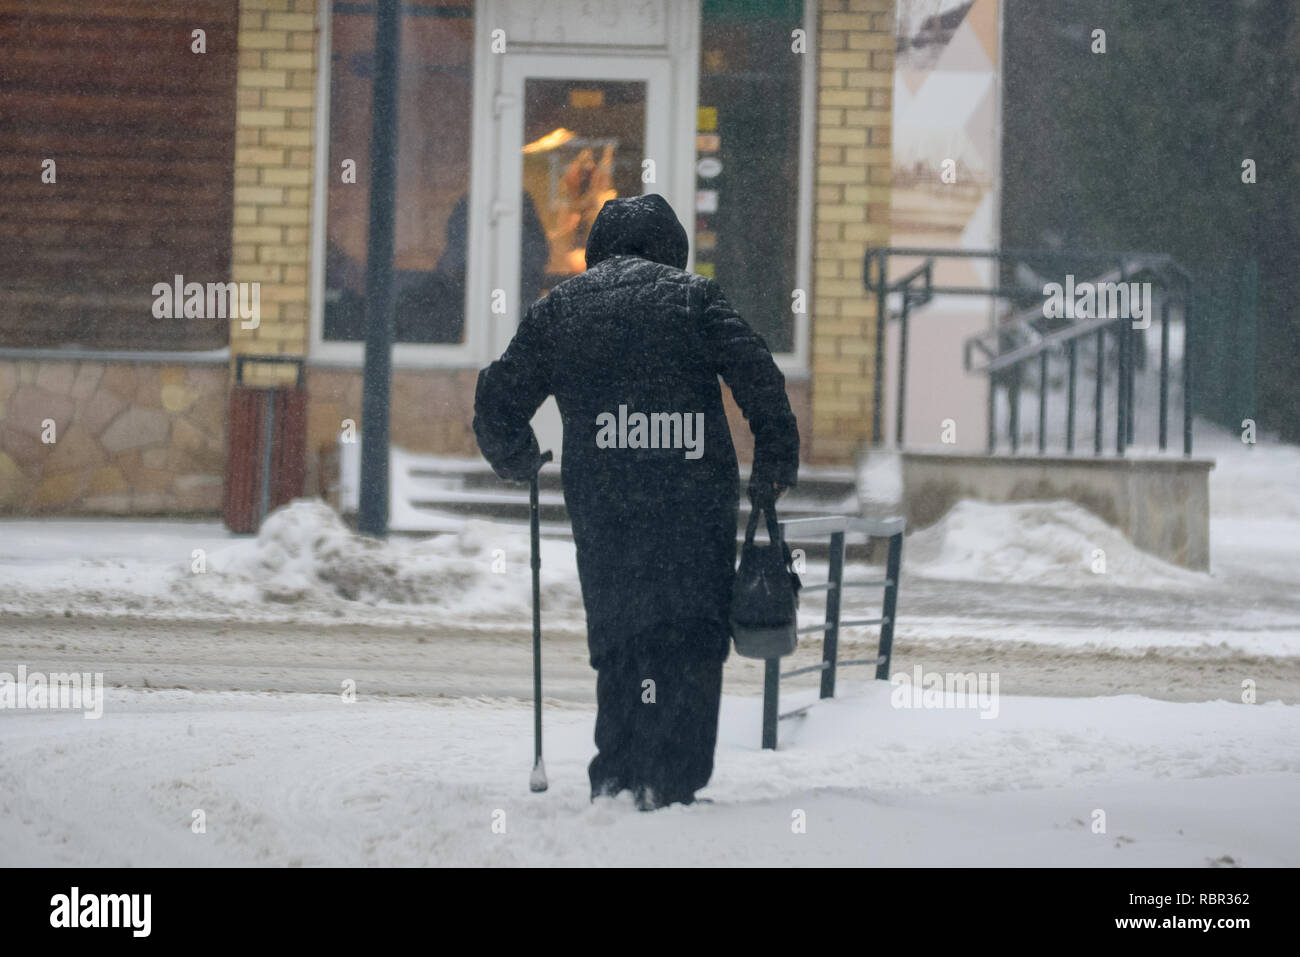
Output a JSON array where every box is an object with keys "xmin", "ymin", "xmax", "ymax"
[{"xmin": 473, "ymin": 193, "xmax": 799, "ymax": 809}]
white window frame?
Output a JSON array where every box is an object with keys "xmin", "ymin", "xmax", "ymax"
[{"xmin": 783, "ymin": 0, "xmax": 816, "ymax": 379}]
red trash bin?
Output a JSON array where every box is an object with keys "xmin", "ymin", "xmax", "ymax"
[{"xmin": 223, "ymin": 355, "xmax": 307, "ymax": 534}]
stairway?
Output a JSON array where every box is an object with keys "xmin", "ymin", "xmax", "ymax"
[{"xmin": 339, "ymin": 445, "xmax": 875, "ymax": 558}]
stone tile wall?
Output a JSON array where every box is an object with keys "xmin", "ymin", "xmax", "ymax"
[{"xmin": 0, "ymin": 360, "xmax": 227, "ymax": 514}]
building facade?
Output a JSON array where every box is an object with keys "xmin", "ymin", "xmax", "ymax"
[{"xmin": 0, "ymin": 0, "xmax": 896, "ymax": 515}]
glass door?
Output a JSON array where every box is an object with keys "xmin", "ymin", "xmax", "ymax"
[{"xmin": 496, "ymin": 55, "xmax": 675, "ymax": 461}]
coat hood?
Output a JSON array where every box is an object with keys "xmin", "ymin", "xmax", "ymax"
[{"xmin": 584, "ymin": 193, "xmax": 689, "ymax": 270}]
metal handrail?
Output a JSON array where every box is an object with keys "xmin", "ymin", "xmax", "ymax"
[
  {"xmin": 760, "ymin": 513, "xmax": 905, "ymax": 750},
  {"xmin": 969, "ymin": 309, "xmax": 1141, "ymax": 374},
  {"xmin": 780, "ymin": 515, "xmax": 905, "ymax": 538},
  {"xmin": 863, "ymin": 246, "xmax": 1194, "ymax": 457},
  {"xmin": 964, "ymin": 256, "xmax": 1186, "ymax": 374}
]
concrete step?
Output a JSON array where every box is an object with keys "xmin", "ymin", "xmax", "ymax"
[
  {"xmin": 385, "ymin": 458, "xmax": 889, "ymax": 560},
  {"xmin": 401, "ymin": 460, "xmax": 854, "ymax": 522},
  {"xmin": 406, "ymin": 466, "xmax": 861, "ymax": 500}
]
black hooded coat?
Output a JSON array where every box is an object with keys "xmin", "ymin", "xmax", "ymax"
[{"xmin": 472, "ymin": 194, "xmax": 799, "ymax": 666}]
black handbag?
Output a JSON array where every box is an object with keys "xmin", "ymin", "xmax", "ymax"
[{"xmin": 730, "ymin": 503, "xmax": 802, "ymax": 659}]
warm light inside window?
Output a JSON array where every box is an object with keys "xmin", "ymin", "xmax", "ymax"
[{"xmin": 523, "ymin": 127, "xmax": 577, "ymax": 154}]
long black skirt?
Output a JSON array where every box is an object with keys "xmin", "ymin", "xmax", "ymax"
[{"xmin": 588, "ymin": 617, "xmax": 728, "ymax": 809}]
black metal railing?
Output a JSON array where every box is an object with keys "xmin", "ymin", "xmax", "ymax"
[
  {"xmin": 760, "ymin": 514, "xmax": 905, "ymax": 751},
  {"xmin": 863, "ymin": 247, "xmax": 1194, "ymax": 456}
]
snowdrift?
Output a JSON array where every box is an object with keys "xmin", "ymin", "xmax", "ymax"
[
  {"xmin": 187, "ymin": 500, "xmax": 586, "ymax": 627},
  {"xmin": 905, "ymin": 498, "xmax": 1209, "ymax": 589}
]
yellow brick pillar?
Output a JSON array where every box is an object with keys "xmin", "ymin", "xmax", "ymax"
[
  {"xmin": 230, "ymin": 0, "xmax": 319, "ymax": 387},
  {"xmin": 810, "ymin": 0, "xmax": 893, "ymax": 464}
]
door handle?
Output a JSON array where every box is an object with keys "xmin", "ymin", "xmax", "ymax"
[{"xmin": 493, "ymin": 93, "xmax": 517, "ymax": 117}]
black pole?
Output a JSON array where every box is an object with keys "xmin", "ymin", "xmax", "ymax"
[
  {"xmin": 895, "ymin": 296, "xmax": 910, "ymax": 448},
  {"xmin": 1066, "ymin": 339, "xmax": 1077, "ymax": 454},
  {"xmin": 1119, "ymin": 262, "xmax": 1134, "ymax": 448},
  {"xmin": 1009, "ymin": 361, "xmax": 1020, "ymax": 453},
  {"xmin": 358, "ymin": 0, "xmax": 400, "ymax": 538},
  {"xmin": 1037, "ymin": 350, "xmax": 1047, "ymax": 454},
  {"xmin": 532, "ymin": 471, "xmax": 542, "ymax": 761},
  {"xmin": 986, "ymin": 371, "xmax": 996, "ymax": 454},
  {"xmin": 1094, "ymin": 329, "xmax": 1104, "ymax": 455},
  {"xmin": 1183, "ymin": 295, "xmax": 1193, "ymax": 456},
  {"xmin": 1126, "ymin": 325, "xmax": 1137, "ymax": 446},
  {"xmin": 761, "ymin": 658, "xmax": 779, "ymax": 750},
  {"xmin": 819, "ymin": 530, "xmax": 845, "ymax": 699},
  {"xmin": 872, "ymin": 251, "xmax": 887, "ymax": 447},
  {"xmin": 1159, "ymin": 299, "xmax": 1170, "ymax": 451},
  {"xmin": 874, "ymin": 531, "xmax": 903, "ymax": 681},
  {"xmin": 529, "ymin": 457, "xmax": 549, "ymax": 792},
  {"xmin": 1116, "ymin": 322, "xmax": 1127, "ymax": 456}
]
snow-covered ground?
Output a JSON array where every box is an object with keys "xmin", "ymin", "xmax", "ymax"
[
  {"xmin": 2, "ymin": 421, "xmax": 1295, "ymax": 657},
  {"xmin": 3, "ymin": 683, "xmax": 1296, "ymax": 866},
  {"xmin": 1, "ymin": 419, "xmax": 1297, "ymax": 866}
]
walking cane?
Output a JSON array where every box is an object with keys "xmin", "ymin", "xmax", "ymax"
[{"xmin": 529, "ymin": 449, "xmax": 554, "ymax": 793}]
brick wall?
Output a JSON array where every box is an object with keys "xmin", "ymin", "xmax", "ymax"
[
  {"xmin": 809, "ymin": 0, "xmax": 894, "ymax": 464},
  {"xmin": 230, "ymin": 0, "xmax": 318, "ymax": 386}
]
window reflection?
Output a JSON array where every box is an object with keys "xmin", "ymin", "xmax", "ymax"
[
  {"xmin": 521, "ymin": 80, "xmax": 647, "ymax": 298},
  {"xmin": 324, "ymin": 0, "xmax": 475, "ymax": 345}
]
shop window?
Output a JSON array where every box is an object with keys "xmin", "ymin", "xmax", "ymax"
[
  {"xmin": 325, "ymin": 0, "xmax": 474, "ymax": 345},
  {"xmin": 696, "ymin": 0, "xmax": 804, "ymax": 354}
]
